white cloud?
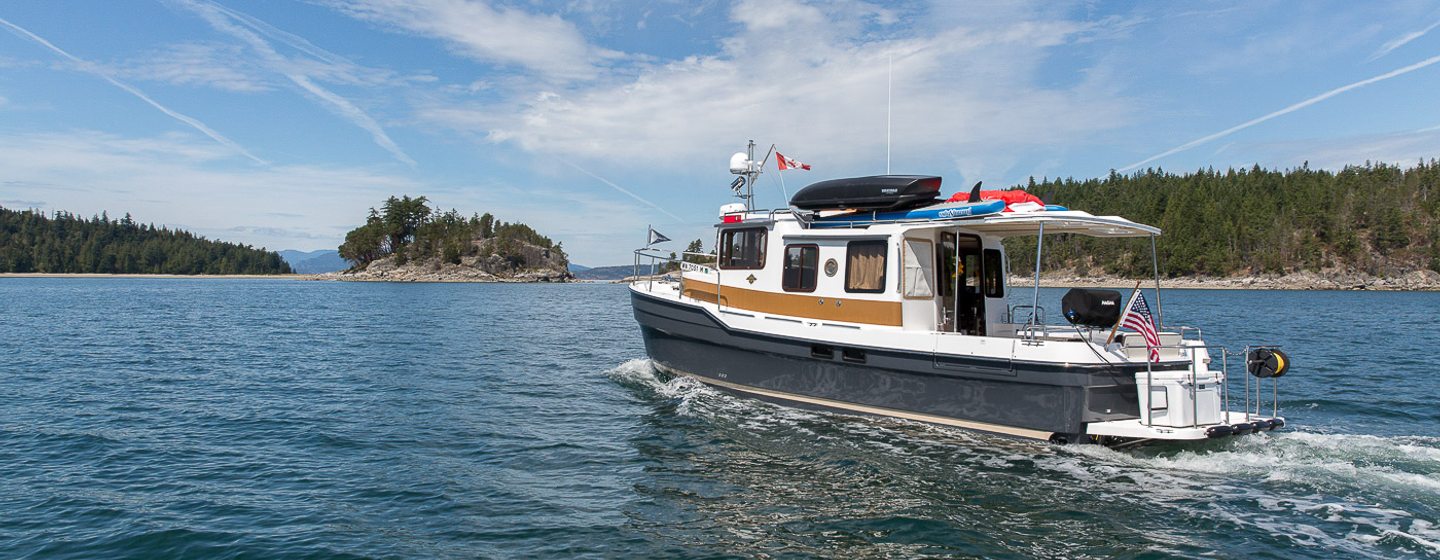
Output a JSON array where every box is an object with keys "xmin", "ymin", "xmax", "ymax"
[
  {"xmin": 0, "ymin": 130, "xmax": 667, "ymax": 262},
  {"xmin": 118, "ymin": 42, "xmax": 272, "ymax": 92},
  {"xmin": 0, "ymin": 130, "xmax": 413, "ymax": 250},
  {"xmin": 412, "ymin": 0, "xmax": 1128, "ymax": 184},
  {"xmin": 1243, "ymin": 128, "xmax": 1440, "ymax": 171},
  {"xmin": 326, "ymin": 0, "xmax": 614, "ymax": 81},
  {"xmin": 177, "ymin": 0, "xmax": 417, "ymax": 166},
  {"xmin": 1120, "ymin": 53, "xmax": 1440, "ymax": 172},
  {"xmin": 0, "ymin": 15, "xmax": 265, "ymax": 164}
]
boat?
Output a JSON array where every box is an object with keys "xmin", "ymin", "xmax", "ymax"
[{"xmin": 628, "ymin": 142, "xmax": 1291, "ymax": 445}]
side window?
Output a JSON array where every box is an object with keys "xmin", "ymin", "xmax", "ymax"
[
  {"xmin": 845, "ymin": 240, "xmax": 887, "ymax": 293},
  {"xmin": 782, "ymin": 245, "xmax": 818, "ymax": 292},
  {"xmin": 983, "ymin": 248, "xmax": 1005, "ymax": 298},
  {"xmin": 902, "ymin": 238, "xmax": 933, "ymax": 298},
  {"xmin": 719, "ymin": 228, "xmax": 767, "ymax": 269}
]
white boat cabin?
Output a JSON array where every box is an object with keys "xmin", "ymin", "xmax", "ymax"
[{"xmin": 677, "ymin": 206, "xmax": 1160, "ymax": 341}]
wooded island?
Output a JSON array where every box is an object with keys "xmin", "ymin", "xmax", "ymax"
[
  {"xmin": 335, "ymin": 195, "xmax": 571, "ymax": 282},
  {"xmin": 0, "ymin": 207, "xmax": 291, "ymax": 275},
  {"xmin": 1006, "ymin": 161, "xmax": 1440, "ymax": 279}
]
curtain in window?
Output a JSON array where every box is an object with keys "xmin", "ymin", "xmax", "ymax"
[{"xmin": 847, "ymin": 242, "xmax": 886, "ymax": 291}]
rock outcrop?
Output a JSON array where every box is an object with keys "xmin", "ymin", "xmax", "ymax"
[{"xmin": 329, "ymin": 238, "xmax": 571, "ymax": 283}]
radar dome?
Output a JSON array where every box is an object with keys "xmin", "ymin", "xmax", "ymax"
[{"xmin": 729, "ymin": 152, "xmax": 750, "ymax": 174}]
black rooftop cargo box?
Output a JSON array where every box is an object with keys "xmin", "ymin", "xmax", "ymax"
[
  {"xmin": 1061, "ymin": 288, "xmax": 1123, "ymax": 328},
  {"xmin": 789, "ymin": 175, "xmax": 942, "ymax": 211}
]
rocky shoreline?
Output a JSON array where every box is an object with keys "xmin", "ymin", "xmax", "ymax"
[
  {"xmin": 1012, "ymin": 269, "xmax": 1440, "ymax": 291},
  {"xmin": 312, "ymin": 253, "xmax": 571, "ymax": 283}
]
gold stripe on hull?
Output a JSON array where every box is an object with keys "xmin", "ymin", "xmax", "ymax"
[
  {"xmin": 681, "ymin": 278, "xmax": 902, "ymax": 327},
  {"xmin": 656, "ymin": 364, "xmax": 1054, "ymax": 441}
]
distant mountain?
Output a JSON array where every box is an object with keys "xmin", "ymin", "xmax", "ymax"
[
  {"xmin": 572, "ymin": 264, "xmax": 661, "ymax": 281},
  {"xmin": 568, "ymin": 263, "xmax": 592, "ymax": 272},
  {"xmin": 277, "ymin": 249, "xmax": 321, "ymax": 263},
  {"xmin": 279, "ymin": 249, "xmax": 349, "ymax": 274}
]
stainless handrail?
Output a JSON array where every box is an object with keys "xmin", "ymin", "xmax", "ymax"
[
  {"xmin": 1128, "ymin": 341, "xmax": 1287, "ymax": 428},
  {"xmin": 1028, "ymin": 222, "xmax": 1045, "ymax": 340},
  {"xmin": 1006, "ymin": 305, "xmax": 1045, "ymax": 326},
  {"xmin": 631, "ymin": 248, "xmax": 722, "ymax": 307},
  {"xmin": 1126, "ymin": 341, "xmax": 1264, "ymax": 428},
  {"xmin": 631, "ymin": 248, "xmax": 683, "ymax": 292}
]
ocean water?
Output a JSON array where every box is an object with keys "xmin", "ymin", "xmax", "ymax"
[{"xmin": 1, "ymin": 279, "xmax": 1438, "ymax": 559}]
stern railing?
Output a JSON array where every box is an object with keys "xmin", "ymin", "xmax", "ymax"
[
  {"xmin": 1129, "ymin": 337, "xmax": 1284, "ymax": 429},
  {"xmin": 631, "ymin": 248, "xmax": 717, "ymax": 293}
]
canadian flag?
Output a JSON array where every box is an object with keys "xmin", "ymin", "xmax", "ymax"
[{"xmin": 776, "ymin": 152, "xmax": 811, "ymax": 171}]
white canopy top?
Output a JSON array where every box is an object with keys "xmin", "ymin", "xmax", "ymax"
[{"xmin": 952, "ymin": 211, "xmax": 1161, "ymax": 238}]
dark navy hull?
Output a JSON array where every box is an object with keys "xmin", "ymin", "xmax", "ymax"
[{"xmin": 632, "ymin": 289, "xmax": 1185, "ymax": 439}]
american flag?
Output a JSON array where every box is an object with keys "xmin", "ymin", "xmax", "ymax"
[{"xmin": 1121, "ymin": 287, "xmax": 1161, "ymax": 363}]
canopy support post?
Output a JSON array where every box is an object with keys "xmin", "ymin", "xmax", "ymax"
[
  {"xmin": 1029, "ymin": 222, "xmax": 1045, "ymax": 339},
  {"xmin": 1150, "ymin": 234, "xmax": 1163, "ymax": 329}
]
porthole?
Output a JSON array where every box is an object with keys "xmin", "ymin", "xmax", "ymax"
[{"xmin": 824, "ymin": 258, "xmax": 838, "ymax": 277}]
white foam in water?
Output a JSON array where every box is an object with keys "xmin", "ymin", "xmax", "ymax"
[
  {"xmin": 604, "ymin": 358, "xmax": 664, "ymax": 386},
  {"xmin": 605, "ymin": 359, "xmax": 1440, "ymax": 557},
  {"xmin": 1381, "ymin": 529, "xmax": 1440, "ymax": 553},
  {"xmin": 1049, "ymin": 430, "xmax": 1440, "ymax": 557},
  {"xmin": 1062, "ymin": 431, "xmax": 1440, "ymax": 493},
  {"xmin": 605, "ymin": 358, "xmax": 788, "ymax": 421}
]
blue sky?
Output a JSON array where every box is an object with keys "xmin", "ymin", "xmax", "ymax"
[{"xmin": 3, "ymin": 1, "xmax": 1440, "ymax": 265}]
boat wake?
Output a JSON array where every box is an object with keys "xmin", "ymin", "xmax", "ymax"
[
  {"xmin": 605, "ymin": 358, "xmax": 710, "ymax": 403},
  {"xmin": 1050, "ymin": 432, "xmax": 1440, "ymax": 557},
  {"xmin": 605, "ymin": 358, "xmax": 819, "ymax": 423},
  {"xmin": 605, "ymin": 358, "xmax": 1439, "ymax": 558}
]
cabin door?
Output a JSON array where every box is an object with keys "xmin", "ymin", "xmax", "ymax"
[{"xmin": 937, "ymin": 232, "xmax": 985, "ymax": 336}]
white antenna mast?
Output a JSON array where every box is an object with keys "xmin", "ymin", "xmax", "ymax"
[
  {"xmin": 886, "ymin": 54, "xmax": 892, "ymax": 175},
  {"xmin": 729, "ymin": 140, "xmax": 766, "ymax": 210}
]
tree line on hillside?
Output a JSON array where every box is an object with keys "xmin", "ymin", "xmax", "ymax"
[
  {"xmin": 0, "ymin": 207, "xmax": 292, "ymax": 274},
  {"xmin": 1003, "ymin": 161, "xmax": 1440, "ymax": 277},
  {"xmin": 662, "ymin": 239, "xmax": 710, "ymax": 272},
  {"xmin": 338, "ymin": 195, "xmax": 566, "ymax": 270}
]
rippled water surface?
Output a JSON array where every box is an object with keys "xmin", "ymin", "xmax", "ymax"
[{"xmin": 2, "ymin": 279, "xmax": 1438, "ymax": 559}]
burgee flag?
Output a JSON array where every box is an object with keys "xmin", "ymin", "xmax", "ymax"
[{"xmin": 647, "ymin": 227, "xmax": 671, "ymax": 246}]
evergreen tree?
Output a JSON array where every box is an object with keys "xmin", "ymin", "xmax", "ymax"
[
  {"xmin": 1008, "ymin": 160, "xmax": 1440, "ymax": 277},
  {"xmin": 337, "ymin": 196, "xmax": 568, "ymax": 271},
  {"xmin": 0, "ymin": 207, "xmax": 292, "ymax": 274}
]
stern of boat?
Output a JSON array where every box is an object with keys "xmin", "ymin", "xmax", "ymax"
[{"xmin": 1083, "ymin": 334, "xmax": 1291, "ymax": 445}]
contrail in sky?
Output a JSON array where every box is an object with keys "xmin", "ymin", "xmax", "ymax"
[
  {"xmin": 1370, "ymin": 19, "xmax": 1440, "ymax": 61},
  {"xmin": 0, "ymin": 15, "xmax": 266, "ymax": 164},
  {"xmin": 560, "ymin": 159, "xmax": 686, "ymax": 222},
  {"xmin": 1120, "ymin": 53, "xmax": 1440, "ymax": 172},
  {"xmin": 179, "ymin": 0, "xmax": 417, "ymax": 167}
]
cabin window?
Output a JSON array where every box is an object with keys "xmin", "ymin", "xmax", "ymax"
[
  {"xmin": 983, "ymin": 249, "xmax": 1005, "ymax": 298},
  {"xmin": 719, "ymin": 228, "xmax": 767, "ymax": 269},
  {"xmin": 902, "ymin": 238, "xmax": 934, "ymax": 298},
  {"xmin": 782, "ymin": 244, "xmax": 818, "ymax": 292},
  {"xmin": 845, "ymin": 240, "xmax": 887, "ymax": 293}
]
